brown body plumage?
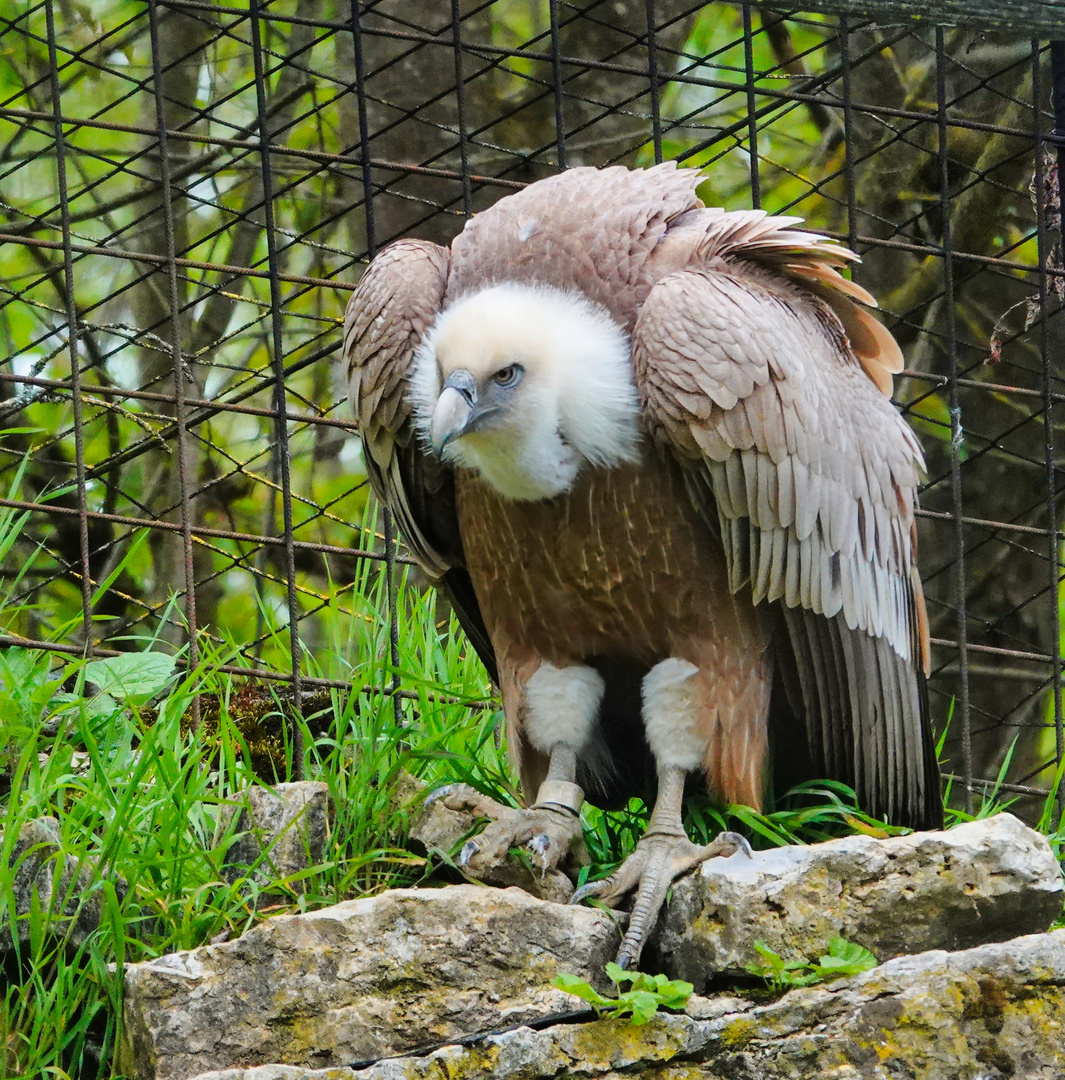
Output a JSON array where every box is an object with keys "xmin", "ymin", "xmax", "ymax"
[
  {"xmin": 344, "ymin": 163, "xmax": 941, "ymax": 967},
  {"xmin": 460, "ymin": 461, "xmax": 771, "ymax": 809}
]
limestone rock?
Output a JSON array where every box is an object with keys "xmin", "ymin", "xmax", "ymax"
[
  {"xmin": 406, "ymin": 781, "xmax": 465, "ymax": 854},
  {"xmin": 656, "ymin": 812, "xmax": 1063, "ymax": 987},
  {"xmin": 118, "ymin": 884, "xmax": 619, "ymax": 1080},
  {"xmin": 219, "ymin": 782, "xmax": 333, "ymax": 893},
  {"xmin": 1, "ymin": 816, "xmax": 121, "ymax": 952},
  {"xmin": 186, "ymin": 929, "xmax": 1065, "ymax": 1079},
  {"xmin": 694, "ymin": 929, "xmax": 1065, "ymax": 1078}
]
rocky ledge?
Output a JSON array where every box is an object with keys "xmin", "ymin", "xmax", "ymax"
[
  {"xmin": 184, "ymin": 929, "xmax": 1065, "ymax": 1080},
  {"xmin": 114, "ymin": 811, "xmax": 1064, "ymax": 1080}
]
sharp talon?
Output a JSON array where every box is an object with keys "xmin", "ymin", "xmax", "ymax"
[
  {"xmin": 526, "ymin": 832, "xmax": 551, "ymax": 875},
  {"xmin": 458, "ymin": 839, "xmax": 479, "ymax": 866},
  {"xmin": 719, "ymin": 831, "xmax": 753, "ymax": 858},
  {"xmin": 570, "ymin": 879, "xmax": 603, "ymax": 905},
  {"xmin": 528, "ymin": 832, "xmax": 550, "ymax": 856},
  {"xmin": 425, "ymin": 784, "xmax": 457, "ymax": 807}
]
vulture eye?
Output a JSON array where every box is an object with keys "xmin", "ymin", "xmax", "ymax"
[{"xmin": 492, "ymin": 364, "xmax": 524, "ymax": 388}]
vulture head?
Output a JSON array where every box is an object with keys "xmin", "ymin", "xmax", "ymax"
[{"xmin": 410, "ymin": 282, "xmax": 641, "ymax": 501}]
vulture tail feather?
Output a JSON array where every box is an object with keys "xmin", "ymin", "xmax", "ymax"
[{"xmin": 779, "ymin": 605, "xmax": 940, "ymax": 830}]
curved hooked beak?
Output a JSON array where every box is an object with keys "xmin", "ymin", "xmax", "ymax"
[{"xmin": 430, "ymin": 369, "xmax": 498, "ymax": 455}]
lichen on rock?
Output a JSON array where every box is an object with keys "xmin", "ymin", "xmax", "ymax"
[
  {"xmin": 122, "ymin": 814, "xmax": 1065, "ymax": 1080},
  {"xmin": 655, "ymin": 812, "xmax": 1063, "ymax": 987},
  {"xmin": 186, "ymin": 930, "xmax": 1065, "ymax": 1080},
  {"xmin": 119, "ymin": 884, "xmax": 618, "ymax": 1080}
]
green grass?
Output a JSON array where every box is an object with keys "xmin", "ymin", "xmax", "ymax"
[
  {"xmin": 2, "ymin": 503, "xmax": 1064, "ymax": 1078},
  {"xmin": 0, "ymin": 496, "xmax": 512, "ymax": 1078},
  {"xmin": 0, "ymin": 643, "xmax": 504, "ymax": 1076}
]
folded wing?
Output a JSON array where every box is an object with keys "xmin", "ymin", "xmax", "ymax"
[
  {"xmin": 633, "ymin": 214, "xmax": 941, "ymax": 828},
  {"xmin": 343, "ymin": 239, "xmax": 497, "ymax": 679}
]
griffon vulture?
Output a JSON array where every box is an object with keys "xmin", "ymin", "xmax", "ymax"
[{"xmin": 344, "ymin": 163, "xmax": 942, "ymax": 968}]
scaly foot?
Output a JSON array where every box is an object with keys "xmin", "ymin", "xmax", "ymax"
[
  {"xmin": 428, "ymin": 781, "xmax": 588, "ymax": 895},
  {"xmin": 571, "ymin": 827, "xmax": 751, "ymax": 969}
]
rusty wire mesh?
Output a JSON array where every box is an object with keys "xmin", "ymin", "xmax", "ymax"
[{"xmin": 0, "ymin": 0, "xmax": 1062, "ymax": 814}]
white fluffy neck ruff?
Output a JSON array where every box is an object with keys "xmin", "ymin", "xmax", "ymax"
[{"xmin": 410, "ymin": 282, "xmax": 641, "ymax": 501}]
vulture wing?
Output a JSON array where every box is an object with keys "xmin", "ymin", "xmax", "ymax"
[
  {"xmin": 633, "ymin": 212, "xmax": 941, "ymax": 828},
  {"xmin": 343, "ymin": 240, "xmax": 497, "ymax": 680}
]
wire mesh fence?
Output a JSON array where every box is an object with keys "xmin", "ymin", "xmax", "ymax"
[{"xmin": 0, "ymin": 0, "xmax": 1062, "ymax": 814}]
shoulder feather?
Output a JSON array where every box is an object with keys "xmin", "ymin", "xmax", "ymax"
[{"xmin": 651, "ymin": 209, "xmax": 903, "ymax": 398}]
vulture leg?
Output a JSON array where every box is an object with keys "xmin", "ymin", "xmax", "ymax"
[
  {"xmin": 447, "ymin": 661, "xmax": 603, "ymax": 878},
  {"xmin": 571, "ymin": 656, "xmax": 759, "ymax": 968},
  {"xmin": 571, "ymin": 763, "xmax": 749, "ymax": 969}
]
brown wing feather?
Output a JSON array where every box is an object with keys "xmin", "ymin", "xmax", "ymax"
[
  {"xmin": 633, "ymin": 214, "xmax": 941, "ymax": 828},
  {"xmin": 344, "ymin": 239, "xmax": 452, "ymax": 577},
  {"xmin": 343, "ymin": 239, "xmax": 498, "ymax": 681}
]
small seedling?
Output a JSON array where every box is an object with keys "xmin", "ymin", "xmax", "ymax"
[
  {"xmin": 552, "ymin": 962, "xmax": 693, "ymax": 1025},
  {"xmin": 745, "ymin": 935, "xmax": 878, "ymax": 993}
]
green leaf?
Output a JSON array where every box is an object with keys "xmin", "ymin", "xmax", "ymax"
[
  {"xmin": 82, "ymin": 691, "xmax": 122, "ymax": 722},
  {"xmin": 750, "ymin": 939, "xmax": 787, "ymax": 975},
  {"xmin": 655, "ymin": 978, "xmax": 694, "ymax": 1009},
  {"xmin": 0, "ymin": 647, "xmax": 51, "ymax": 693},
  {"xmin": 551, "ymin": 973, "xmax": 614, "ymax": 1010},
  {"xmin": 556, "ymin": 966, "xmax": 692, "ymax": 1025},
  {"xmin": 786, "ymin": 970, "xmax": 827, "ymax": 987},
  {"xmin": 83, "ymin": 651, "xmax": 177, "ymax": 703},
  {"xmin": 817, "ymin": 937, "xmax": 878, "ymax": 976},
  {"xmin": 625, "ymin": 990, "xmax": 661, "ymax": 1025},
  {"xmin": 747, "ymin": 935, "xmax": 878, "ymax": 992}
]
